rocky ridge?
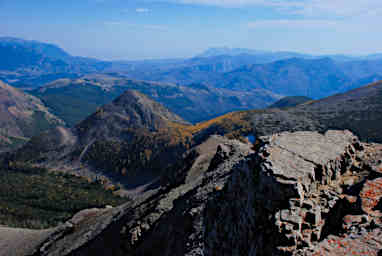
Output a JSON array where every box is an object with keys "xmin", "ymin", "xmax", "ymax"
[{"xmin": 2, "ymin": 130, "xmax": 382, "ymax": 255}]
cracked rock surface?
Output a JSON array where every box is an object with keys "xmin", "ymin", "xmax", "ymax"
[{"xmin": 205, "ymin": 130, "xmax": 382, "ymax": 255}]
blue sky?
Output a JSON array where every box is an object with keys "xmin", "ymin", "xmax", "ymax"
[{"xmin": 1, "ymin": 0, "xmax": 382, "ymax": 60}]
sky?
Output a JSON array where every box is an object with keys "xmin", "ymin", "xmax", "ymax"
[{"xmin": 1, "ymin": 0, "xmax": 382, "ymax": 60}]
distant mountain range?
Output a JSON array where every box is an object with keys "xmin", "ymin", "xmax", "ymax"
[
  {"xmin": 215, "ymin": 58, "xmax": 351, "ymax": 98},
  {"xmin": 1, "ymin": 37, "xmax": 382, "ymax": 143},
  {"xmin": 29, "ymin": 74, "xmax": 281, "ymax": 125},
  {"xmin": 197, "ymin": 47, "xmax": 382, "ymax": 62},
  {"xmin": 121, "ymin": 56, "xmax": 382, "ymax": 99},
  {"xmin": 111, "ymin": 50, "xmax": 382, "ymax": 99},
  {"xmin": 1, "ymin": 37, "xmax": 382, "ymax": 147},
  {"xmin": 196, "ymin": 47, "xmax": 313, "ymax": 60},
  {"xmin": 2, "ymin": 37, "xmax": 382, "ymax": 99}
]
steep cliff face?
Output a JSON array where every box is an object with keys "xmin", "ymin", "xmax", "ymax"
[{"xmin": 3, "ymin": 130, "xmax": 382, "ymax": 256}]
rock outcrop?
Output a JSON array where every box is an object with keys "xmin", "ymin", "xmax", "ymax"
[
  {"xmin": 3, "ymin": 130, "xmax": 382, "ymax": 255},
  {"xmin": 204, "ymin": 130, "xmax": 382, "ymax": 255}
]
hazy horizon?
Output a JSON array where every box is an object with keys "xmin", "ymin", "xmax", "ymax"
[{"xmin": 2, "ymin": 0, "xmax": 382, "ymax": 60}]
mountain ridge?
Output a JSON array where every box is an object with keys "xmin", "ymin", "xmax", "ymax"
[
  {"xmin": 2, "ymin": 37, "xmax": 382, "ymax": 99},
  {"xmin": 9, "ymin": 89, "xmax": 193, "ymax": 193}
]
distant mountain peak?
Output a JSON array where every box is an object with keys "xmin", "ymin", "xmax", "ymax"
[
  {"xmin": 0, "ymin": 36, "xmax": 111, "ymax": 73},
  {"xmin": 0, "ymin": 36, "xmax": 70, "ymax": 59},
  {"xmin": 196, "ymin": 47, "xmax": 269, "ymax": 58}
]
